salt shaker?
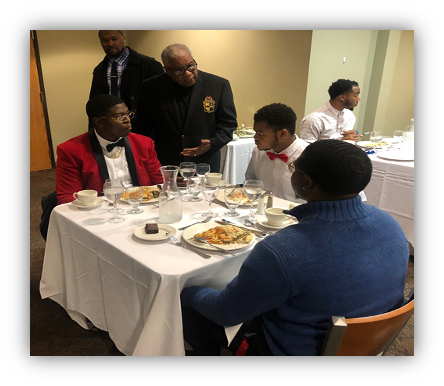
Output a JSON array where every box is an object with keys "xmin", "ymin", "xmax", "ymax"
[
  {"xmin": 266, "ymin": 192, "xmax": 273, "ymax": 209},
  {"xmin": 257, "ymin": 192, "xmax": 265, "ymax": 215}
]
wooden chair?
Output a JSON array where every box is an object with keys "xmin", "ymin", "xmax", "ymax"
[{"xmin": 322, "ymin": 288, "xmax": 414, "ymax": 356}]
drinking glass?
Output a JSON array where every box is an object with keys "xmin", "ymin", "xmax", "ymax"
[
  {"xmin": 243, "ymin": 179, "xmax": 264, "ymax": 221},
  {"xmin": 125, "ymin": 186, "xmax": 144, "ymax": 214},
  {"xmin": 196, "ymin": 163, "xmax": 210, "ymax": 182},
  {"xmin": 370, "ymin": 131, "xmax": 383, "ymax": 144},
  {"xmin": 180, "ymin": 162, "xmax": 196, "ymax": 201},
  {"xmin": 187, "ymin": 176, "xmax": 202, "ymax": 202},
  {"xmin": 393, "ymin": 130, "xmax": 406, "ymax": 150},
  {"xmin": 200, "ymin": 180, "xmax": 221, "ymax": 218},
  {"xmin": 103, "ymin": 180, "xmax": 125, "ymax": 223},
  {"xmin": 223, "ymin": 184, "xmax": 243, "ymax": 217}
]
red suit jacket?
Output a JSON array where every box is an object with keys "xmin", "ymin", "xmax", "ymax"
[{"xmin": 56, "ymin": 131, "xmax": 163, "ymax": 204}]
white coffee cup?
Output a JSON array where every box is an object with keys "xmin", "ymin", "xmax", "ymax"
[
  {"xmin": 205, "ymin": 172, "xmax": 222, "ymax": 185},
  {"xmin": 73, "ymin": 190, "xmax": 97, "ymax": 205},
  {"xmin": 265, "ymin": 207, "xmax": 288, "ymax": 227}
]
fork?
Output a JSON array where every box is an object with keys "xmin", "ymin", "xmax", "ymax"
[
  {"xmin": 169, "ymin": 234, "xmax": 211, "ymax": 259},
  {"xmin": 191, "ymin": 237, "xmax": 236, "ymax": 256},
  {"xmin": 178, "ymin": 216, "xmax": 212, "ymax": 230}
]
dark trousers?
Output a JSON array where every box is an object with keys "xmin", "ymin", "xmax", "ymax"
[{"xmin": 182, "ymin": 306, "xmax": 274, "ymax": 356}]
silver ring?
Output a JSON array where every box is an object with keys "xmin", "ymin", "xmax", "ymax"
[{"xmin": 194, "ymin": 154, "xmax": 197, "ymax": 157}]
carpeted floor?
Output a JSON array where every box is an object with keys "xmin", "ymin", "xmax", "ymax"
[{"xmin": 30, "ymin": 169, "xmax": 414, "ymax": 356}]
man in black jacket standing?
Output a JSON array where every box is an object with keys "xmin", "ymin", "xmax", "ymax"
[
  {"xmin": 89, "ymin": 30, "xmax": 164, "ymax": 114},
  {"xmin": 133, "ymin": 44, "xmax": 237, "ymax": 172}
]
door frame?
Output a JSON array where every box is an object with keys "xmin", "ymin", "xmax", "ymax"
[{"xmin": 31, "ymin": 30, "xmax": 55, "ymax": 169}]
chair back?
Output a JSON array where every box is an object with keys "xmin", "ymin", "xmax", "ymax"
[
  {"xmin": 40, "ymin": 190, "xmax": 57, "ymax": 241},
  {"xmin": 322, "ymin": 294, "xmax": 414, "ymax": 356}
]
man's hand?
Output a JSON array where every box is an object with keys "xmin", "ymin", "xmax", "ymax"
[
  {"xmin": 341, "ymin": 130, "xmax": 363, "ymax": 142},
  {"xmin": 181, "ymin": 139, "xmax": 212, "ymax": 157}
]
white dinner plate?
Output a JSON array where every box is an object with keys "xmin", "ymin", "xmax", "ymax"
[
  {"xmin": 182, "ymin": 222, "xmax": 256, "ymax": 251},
  {"xmin": 215, "ymin": 190, "xmax": 257, "ymax": 207},
  {"xmin": 133, "ymin": 224, "xmax": 176, "ymax": 241},
  {"xmin": 377, "ymin": 151, "xmax": 414, "ymax": 161},
  {"xmin": 255, "ymin": 216, "xmax": 297, "ymax": 230},
  {"xmin": 72, "ymin": 198, "xmax": 104, "ymax": 209}
]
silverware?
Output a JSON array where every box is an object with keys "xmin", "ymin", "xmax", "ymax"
[
  {"xmin": 178, "ymin": 216, "xmax": 212, "ymax": 230},
  {"xmin": 216, "ymin": 219, "xmax": 270, "ymax": 237},
  {"xmin": 191, "ymin": 237, "xmax": 236, "ymax": 256},
  {"xmin": 169, "ymin": 234, "xmax": 211, "ymax": 259}
]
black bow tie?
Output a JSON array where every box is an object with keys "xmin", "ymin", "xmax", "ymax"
[{"xmin": 106, "ymin": 138, "xmax": 126, "ymax": 152}]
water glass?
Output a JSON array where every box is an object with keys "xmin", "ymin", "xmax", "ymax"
[
  {"xmin": 196, "ymin": 163, "xmax": 210, "ymax": 182},
  {"xmin": 393, "ymin": 130, "xmax": 406, "ymax": 150},
  {"xmin": 103, "ymin": 180, "xmax": 125, "ymax": 223},
  {"xmin": 200, "ymin": 180, "xmax": 220, "ymax": 218},
  {"xmin": 180, "ymin": 162, "xmax": 197, "ymax": 200},
  {"xmin": 126, "ymin": 186, "xmax": 144, "ymax": 214},
  {"xmin": 187, "ymin": 176, "xmax": 202, "ymax": 202},
  {"xmin": 370, "ymin": 131, "xmax": 383, "ymax": 144},
  {"xmin": 223, "ymin": 184, "xmax": 243, "ymax": 217},
  {"xmin": 243, "ymin": 179, "xmax": 264, "ymax": 221}
]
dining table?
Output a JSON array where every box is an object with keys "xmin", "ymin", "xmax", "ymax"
[
  {"xmin": 40, "ymin": 189, "xmax": 292, "ymax": 356},
  {"xmin": 363, "ymin": 151, "xmax": 414, "ymax": 247},
  {"xmin": 220, "ymin": 138, "xmax": 256, "ymax": 185}
]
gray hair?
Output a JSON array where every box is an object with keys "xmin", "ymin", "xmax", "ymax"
[{"xmin": 161, "ymin": 44, "xmax": 193, "ymax": 66}]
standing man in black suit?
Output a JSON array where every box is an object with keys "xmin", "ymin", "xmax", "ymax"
[
  {"xmin": 89, "ymin": 30, "xmax": 164, "ymax": 114},
  {"xmin": 133, "ymin": 44, "xmax": 237, "ymax": 172}
]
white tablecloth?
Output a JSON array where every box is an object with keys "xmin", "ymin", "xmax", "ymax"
[
  {"xmin": 40, "ymin": 194, "xmax": 290, "ymax": 356},
  {"xmin": 220, "ymin": 138, "xmax": 256, "ymax": 185},
  {"xmin": 364, "ymin": 153, "xmax": 414, "ymax": 246}
]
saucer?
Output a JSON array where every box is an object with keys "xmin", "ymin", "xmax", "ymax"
[
  {"xmin": 256, "ymin": 216, "xmax": 297, "ymax": 230},
  {"xmin": 72, "ymin": 198, "xmax": 104, "ymax": 209},
  {"xmin": 133, "ymin": 224, "xmax": 177, "ymax": 241}
]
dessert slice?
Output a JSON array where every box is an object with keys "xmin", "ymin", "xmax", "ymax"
[{"xmin": 145, "ymin": 223, "xmax": 159, "ymax": 234}]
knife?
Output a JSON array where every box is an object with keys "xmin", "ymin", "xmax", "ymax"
[{"xmin": 215, "ymin": 220, "xmax": 271, "ymax": 236}]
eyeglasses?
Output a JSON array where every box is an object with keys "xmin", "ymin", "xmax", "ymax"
[
  {"xmin": 99, "ymin": 111, "xmax": 135, "ymax": 122},
  {"xmin": 287, "ymin": 162, "xmax": 305, "ymax": 174},
  {"xmin": 168, "ymin": 61, "xmax": 198, "ymax": 76}
]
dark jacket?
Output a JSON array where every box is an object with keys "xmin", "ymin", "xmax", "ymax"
[
  {"xmin": 133, "ymin": 71, "xmax": 237, "ymax": 169},
  {"xmin": 89, "ymin": 47, "xmax": 164, "ymax": 113}
]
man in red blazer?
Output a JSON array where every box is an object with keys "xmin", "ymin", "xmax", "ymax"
[{"xmin": 56, "ymin": 94, "xmax": 163, "ymax": 205}]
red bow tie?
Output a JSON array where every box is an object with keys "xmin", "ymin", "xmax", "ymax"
[{"xmin": 266, "ymin": 152, "xmax": 289, "ymax": 163}]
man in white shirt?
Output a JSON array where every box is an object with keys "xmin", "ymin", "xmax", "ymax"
[
  {"xmin": 299, "ymin": 79, "xmax": 363, "ymax": 143},
  {"xmin": 245, "ymin": 103, "xmax": 308, "ymax": 201}
]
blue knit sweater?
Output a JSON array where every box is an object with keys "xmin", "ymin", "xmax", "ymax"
[{"xmin": 180, "ymin": 196, "xmax": 409, "ymax": 355}]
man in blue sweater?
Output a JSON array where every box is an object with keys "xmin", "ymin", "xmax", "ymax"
[{"xmin": 180, "ymin": 140, "xmax": 409, "ymax": 355}]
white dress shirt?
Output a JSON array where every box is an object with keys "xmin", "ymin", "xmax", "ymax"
[
  {"xmin": 95, "ymin": 130, "xmax": 132, "ymax": 184},
  {"xmin": 299, "ymin": 102, "xmax": 356, "ymax": 143},
  {"xmin": 245, "ymin": 136, "xmax": 309, "ymax": 201}
]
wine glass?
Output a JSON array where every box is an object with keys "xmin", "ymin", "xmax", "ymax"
[
  {"xmin": 393, "ymin": 130, "xmax": 406, "ymax": 150},
  {"xmin": 223, "ymin": 184, "xmax": 243, "ymax": 217},
  {"xmin": 243, "ymin": 179, "xmax": 264, "ymax": 221},
  {"xmin": 187, "ymin": 176, "xmax": 202, "ymax": 202},
  {"xmin": 180, "ymin": 162, "xmax": 196, "ymax": 201},
  {"xmin": 370, "ymin": 131, "xmax": 383, "ymax": 144},
  {"xmin": 125, "ymin": 186, "xmax": 144, "ymax": 214},
  {"xmin": 196, "ymin": 163, "xmax": 210, "ymax": 182},
  {"xmin": 103, "ymin": 180, "xmax": 125, "ymax": 223},
  {"xmin": 200, "ymin": 180, "xmax": 221, "ymax": 218}
]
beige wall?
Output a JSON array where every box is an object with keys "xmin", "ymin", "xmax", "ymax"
[
  {"xmin": 129, "ymin": 30, "xmax": 312, "ymax": 129},
  {"xmin": 36, "ymin": 30, "xmax": 413, "ymax": 162},
  {"xmin": 305, "ymin": 30, "xmax": 414, "ymax": 138}
]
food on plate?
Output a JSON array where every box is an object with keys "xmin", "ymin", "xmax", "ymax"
[
  {"xmin": 194, "ymin": 225, "xmax": 253, "ymax": 245},
  {"xmin": 122, "ymin": 186, "xmax": 160, "ymax": 202},
  {"xmin": 145, "ymin": 223, "xmax": 159, "ymax": 234},
  {"xmin": 226, "ymin": 190, "xmax": 251, "ymax": 204}
]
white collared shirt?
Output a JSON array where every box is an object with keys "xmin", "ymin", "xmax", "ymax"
[
  {"xmin": 245, "ymin": 136, "xmax": 309, "ymax": 201},
  {"xmin": 299, "ymin": 102, "xmax": 356, "ymax": 143},
  {"xmin": 94, "ymin": 130, "xmax": 132, "ymax": 184}
]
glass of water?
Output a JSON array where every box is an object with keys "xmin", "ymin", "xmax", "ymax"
[
  {"xmin": 103, "ymin": 180, "xmax": 125, "ymax": 223},
  {"xmin": 223, "ymin": 184, "xmax": 243, "ymax": 217},
  {"xmin": 393, "ymin": 130, "xmax": 406, "ymax": 150},
  {"xmin": 243, "ymin": 179, "xmax": 264, "ymax": 221},
  {"xmin": 187, "ymin": 176, "xmax": 202, "ymax": 202},
  {"xmin": 180, "ymin": 162, "xmax": 196, "ymax": 200}
]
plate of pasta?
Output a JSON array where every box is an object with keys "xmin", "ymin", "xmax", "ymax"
[
  {"xmin": 182, "ymin": 222, "xmax": 256, "ymax": 251},
  {"xmin": 120, "ymin": 186, "xmax": 160, "ymax": 204}
]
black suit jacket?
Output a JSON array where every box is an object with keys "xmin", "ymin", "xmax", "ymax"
[
  {"xmin": 89, "ymin": 47, "xmax": 164, "ymax": 112},
  {"xmin": 133, "ymin": 71, "xmax": 237, "ymax": 170}
]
